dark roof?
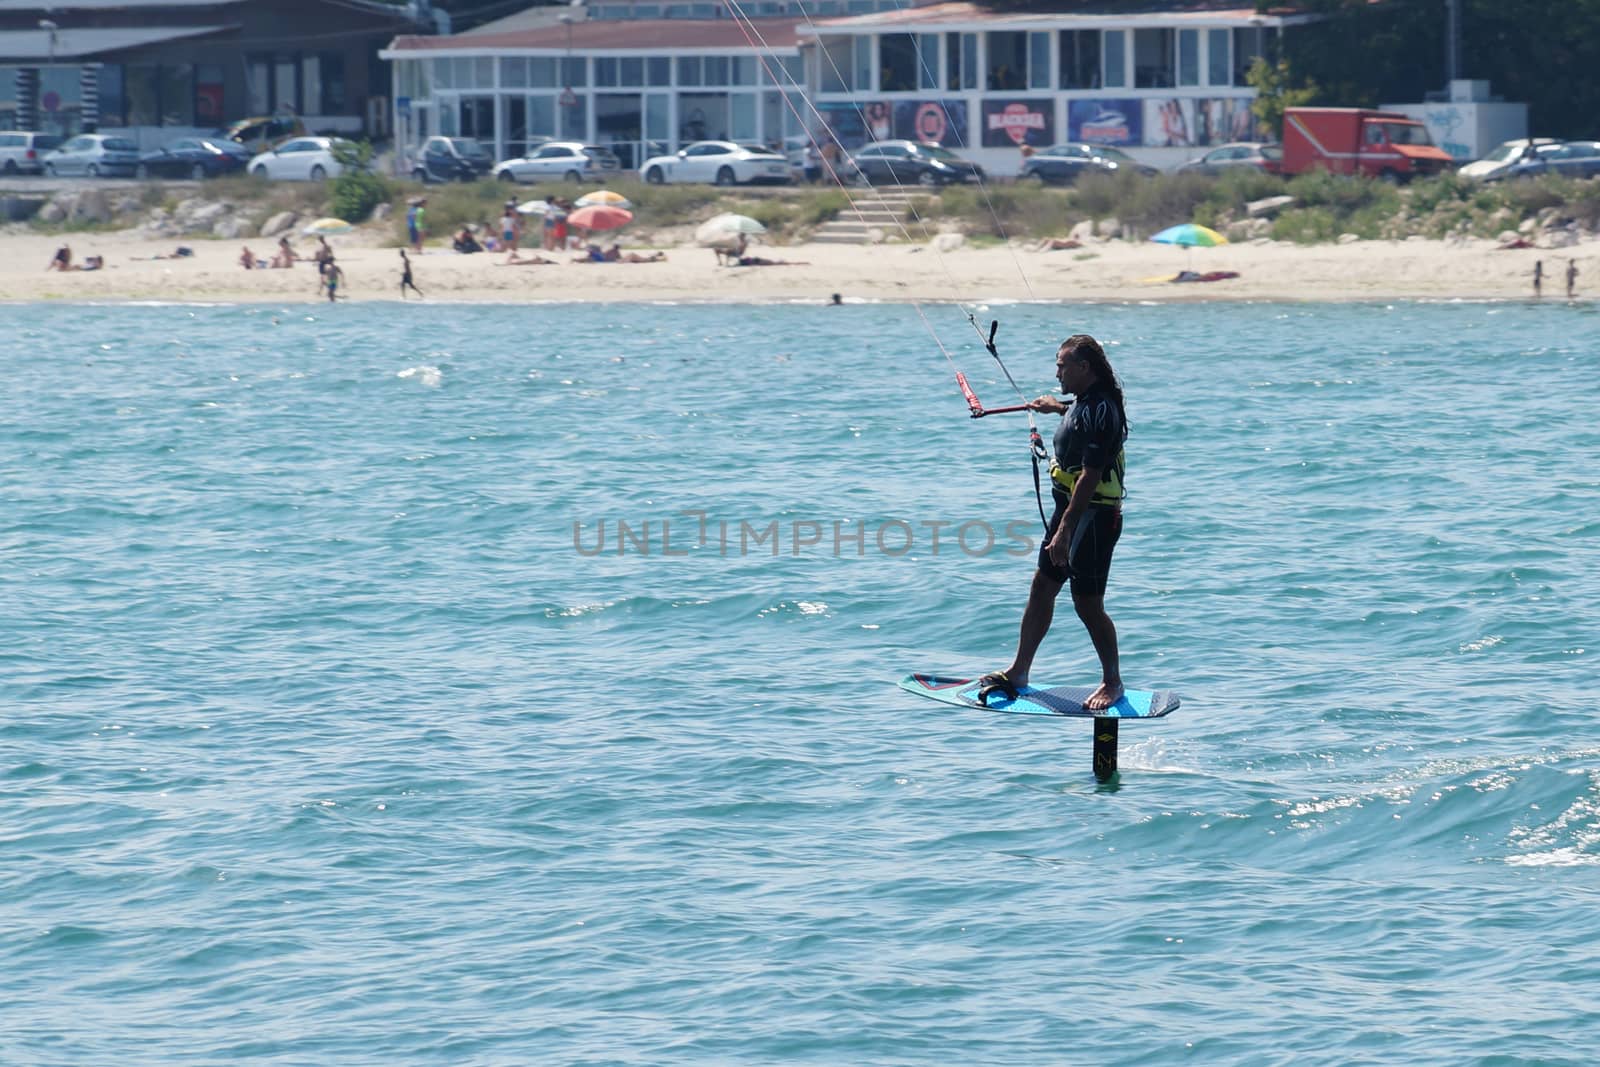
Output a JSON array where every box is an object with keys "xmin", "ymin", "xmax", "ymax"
[{"xmin": 387, "ymin": 17, "xmax": 804, "ymax": 54}]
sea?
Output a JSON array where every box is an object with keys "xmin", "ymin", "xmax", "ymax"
[{"xmin": 4, "ymin": 298, "xmax": 1598, "ymax": 1065}]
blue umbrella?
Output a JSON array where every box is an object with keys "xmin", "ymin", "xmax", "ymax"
[{"xmin": 1151, "ymin": 223, "xmax": 1228, "ymax": 247}]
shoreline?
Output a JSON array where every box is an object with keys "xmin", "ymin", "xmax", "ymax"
[{"xmin": 5, "ymin": 228, "xmax": 1593, "ymax": 305}]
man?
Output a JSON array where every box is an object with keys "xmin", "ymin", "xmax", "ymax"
[
  {"xmin": 1534, "ymin": 259, "xmax": 1544, "ymax": 298},
  {"xmin": 399, "ymin": 249, "xmax": 423, "ymax": 299},
  {"xmin": 407, "ymin": 198, "xmax": 427, "ymax": 253},
  {"xmin": 978, "ymin": 334, "xmax": 1128, "ymax": 712},
  {"xmin": 323, "ymin": 257, "xmax": 344, "ymax": 302},
  {"xmin": 1568, "ymin": 259, "xmax": 1579, "ymax": 299}
]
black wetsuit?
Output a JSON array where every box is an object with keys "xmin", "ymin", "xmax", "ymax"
[{"xmin": 1039, "ymin": 383, "xmax": 1125, "ymax": 596}]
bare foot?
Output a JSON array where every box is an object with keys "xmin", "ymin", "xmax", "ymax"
[{"xmin": 1084, "ymin": 680, "xmax": 1124, "ymax": 712}]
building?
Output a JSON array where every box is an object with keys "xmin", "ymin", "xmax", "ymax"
[
  {"xmin": 0, "ymin": 0, "xmax": 437, "ymax": 143},
  {"xmin": 381, "ymin": 1, "xmax": 1315, "ymax": 172}
]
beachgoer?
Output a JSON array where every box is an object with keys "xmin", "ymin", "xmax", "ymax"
[
  {"xmin": 498, "ymin": 251, "xmax": 555, "ymax": 266},
  {"xmin": 272, "ymin": 237, "xmax": 297, "ymax": 268},
  {"xmin": 239, "ymin": 246, "xmax": 257, "ymax": 270},
  {"xmin": 46, "ymin": 245, "xmax": 71, "ymax": 271},
  {"xmin": 75, "ymin": 255, "xmax": 104, "ymax": 272},
  {"xmin": 1534, "ymin": 259, "xmax": 1544, "ymax": 298},
  {"xmin": 453, "ymin": 228, "xmax": 483, "ymax": 254},
  {"xmin": 400, "ymin": 249, "xmax": 423, "ymax": 298},
  {"xmin": 804, "ymin": 142, "xmax": 821, "ymax": 184},
  {"xmin": 407, "ymin": 198, "xmax": 427, "ymax": 252},
  {"xmin": 619, "ymin": 249, "xmax": 665, "ymax": 263},
  {"xmin": 977, "ymin": 334, "xmax": 1128, "ymax": 712},
  {"xmin": 830, "ymin": 293, "xmax": 843, "ymax": 305},
  {"xmin": 1567, "ymin": 259, "xmax": 1578, "ymax": 299},
  {"xmin": 500, "ymin": 200, "xmax": 521, "ymax": 257},
  {"xmin": 323, "ymin": 258, "xmax": 344, "ymax": 302},
  {"xmin": 735, "ymin": 255, "xmax": 809, "ymax": 266},
  {"xmin": 314, "ymin": 237, "xmax": 333, "ymax": 293}
]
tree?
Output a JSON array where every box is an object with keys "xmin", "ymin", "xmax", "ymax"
[{"xmin": 1246, "ymin": 57, "xmax": 1319, "ymax": 140}]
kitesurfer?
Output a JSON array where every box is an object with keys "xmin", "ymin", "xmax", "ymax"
[{"xmin": 978, "ymin": 334, "xmax": 1128, "ymax": 711}]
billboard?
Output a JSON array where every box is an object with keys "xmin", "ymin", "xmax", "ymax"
[
  {"xmin": 1144, "ymin": 98, "xmax": 1199, "ymax": 147},
  {"xmin": 815, "ymin": 103, "xmax": 871, "ymax": 150},
  {"xmin": 1195, "ymin": 98, "xmax": 1262, "ymax": 145},
  {"xmin": 892, "ymin": 100, "xmax": 969, "ymax": 148},
  {"xmin": 981, "ymin": 99, "xmax": 1055, "ymax": 148},
  {"xmin": 1068, "ymin": 99, "xmax": 1141, "ymax": 146}
]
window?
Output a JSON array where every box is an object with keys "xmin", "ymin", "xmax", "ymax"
[
  {"xmin": 853, "ymin": 37, "xmax": 872, "ymax": 91},
  {"xmin": 1178, "ymin": 30, "xmax": 1199, "ymax": 87},
  {"xmin": 705, "ymin": 56, "xmax": 729, "ymax": 85},
  {"xmin": 731, "ymin": 57, "xmax": 756, "ymax": 85},
  {"xmin": 1058, "ymin": 30, "xmax": 1100, "ymax": 89},
  {"xmin": 1134, "ymin": 28, "xmax": 1173, "ymax": 88},
  {"xmin": 1207, "ymin": 29, "xmax": 1230, "ymax": 86},
  {"xmin": 620, "ymin": 57, "xmax": 643, "ymax": 87},
  {"xmin": 503, "ymin": 58, "xmax": 529, "ymax": 89},
  {"xmin": 1233, "ymin": 26, "xmax": 1265, "ymax": 85},
  {"xmin": 531, "ymin": 57, "xmax": 558, "ymax": 88},
  {"xmin": 562, "ymin": 57, "xmax": 586, "ymax": 87},
  {"xmin": 945, "ymin": 33, "xmax": 977, "ymax": 90},
  {"xmin": 595, "ymin": 57, "xmax": 618, "ymax": 87},
  {"xmin": 917, "ymin": 33, "xmax": 939, "ymax": 90},
  {"xmin": 647, "ymin": 57, "xmax": 671, "ymax": 86},
  {"xmin": 731, "ymin": 93, "xmax": 755, "ymax": 140},
  {"xmin": 820, "ymin": 37, "xmax": 851, "ymax": 92},
  {"xmin": 1029, "ymin": 32, "xmax": 1050, "ymax": 89},
  {"xmin": 433, "ymin": 58, "xmax": 453, "ymax": 90},
  {"xmin": 880, "ymin": 34, "xmax": 917, "ymax": 92},
  {"xmin": 986, "ymin": 32, "xmax": 1026, "ymax": 91},
  {"xmin": 677, "ymin": 56, "xmax": 702, "ymax": 87},
  {"xmin": 1103, "ymin": 30, "xmax": 1125, "ymax": 87},
  {"xmin": 528, "ymin": 94, "xmax": 556, "ymax": 138},
  {"xmin": 302, "ymin": 55, "xmax": 321, "ymax": 113},
  {"xmin": 98, "ymin": 64, "xmax": 125, "ymax": 126}
]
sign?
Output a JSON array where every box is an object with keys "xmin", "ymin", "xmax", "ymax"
[
  {"xmin": 892, "ymin": 100, "xmax": 968, "ymax": 148},
  {"xmin": 981, "ymin": 99, "xmax": 1054, "ymax": 148},
  {"xmin": 41, "ymin": 90, "xmax": 60, "ymax": 113},
  {"xmin": 397, "ymin": 95, "xmax": 412, "ymax": 116},
  {"xmin": 1068, "ymin": 99, "xmax": 1141, "ymax": 146},
  {"xmin": 558, "ymin": 88, "xmax": 578, "ymax": 108},
  {"xmin": 1193, "ymin": 98, "xmax": 1261, "ymax": 145},
  {"xmin": 1143, "ymin": 98, "xmax": 1198, "ymax": 147}
]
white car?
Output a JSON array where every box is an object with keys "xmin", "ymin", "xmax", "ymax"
[
  {"xmin": 1458, "ymin": 138, "xmax": 1561, "ymax": 181},
  {"xmin": 248, "ymin": 136, "xmax": 355, "ymax": 181},
  {"xmin": 639, "ymin": 141, "xmax": 791, "ymax": 186},
  {"xmin": 495, "ymin": 142, "xmax": 622, "ymax": 184}
]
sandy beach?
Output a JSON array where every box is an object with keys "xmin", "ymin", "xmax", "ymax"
[{"xmin": 6, "ymin": 227, "xmax": 1593, "ymax": 304}]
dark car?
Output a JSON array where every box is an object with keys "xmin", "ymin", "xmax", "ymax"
[
  {"xmin": 1176, "ymin": 142, "xmax": 1283, "ymax": 176},
  {"xmin": 1488, "ymin": 140, "xmax": 1600, "ymax": 182},
  {"xmin": 412, "ymin": 136, "xmax": 494, "ymax": 183},
  {"xmin": 1020, "ymin": 142, "xmax": 1160, "ymax": 185},
  {"xmin": 851, "ymin": 140, "xmax": 985, "ymax": 187},
  {"xmin": 136, "ymin": 137, "xmax": 251, "ymax": 180}
]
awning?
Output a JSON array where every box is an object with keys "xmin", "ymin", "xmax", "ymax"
[{"xmin": 0, "ymin": 24, "xmax": 233, "ymax": 61}]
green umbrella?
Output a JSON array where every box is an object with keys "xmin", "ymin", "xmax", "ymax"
[{"xmin": 1151, "ymin": 223, "xmax": 1228, "ymax": 247}]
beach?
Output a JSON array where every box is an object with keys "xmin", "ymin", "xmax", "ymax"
[{"xmin": 8, "ymin": 226, "xmax": 1593, "ymax": 303}]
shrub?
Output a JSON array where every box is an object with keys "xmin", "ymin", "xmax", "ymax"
[{"xmin": 329, "ymin": 142, "xmax": 391, "ymax": 223}]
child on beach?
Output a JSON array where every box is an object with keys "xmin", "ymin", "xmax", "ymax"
[{"xmin": 323, "ymin": 258, "xmax": 344, "ymax": 302}]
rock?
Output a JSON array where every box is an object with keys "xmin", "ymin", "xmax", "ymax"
[
  {"xmin": 1224, "ymin": 220, "xmax": 1253, "ymax": 242},
  {"xmin": 1068, "ymin": 219, "xmax": 1095, "ymax": 244},
  {"xmin": 867, "ymin": 226, "xmax": 887, "ymax": 244},
  {"xmin": 1247, "ymin": 194, "xmax": 1296, "ymax": 218},
  {"xmin": 37, "ymin": 201, "xmax": 65, "ymax": 224},
  {"xmin": 1545, "ymin": 227, "xmax": 1579, "ymax": 248},
  {"xmin": 185, "ymin": 202, "xmax": 228, "ymax": 229},
  {"xmin": 69, "ymin": 188, "xmax": 113, "ymax": 224},
  {"xmin": 1518, "ymin": 217, "xmax": 1538, "ymax": 235},
  {"xmin": 369, "ymin": 202, "xmax": 393, "ymax": 224},
  {"xmin": 213, "ymin": 216, "xmax": 257, "ymax": 239},
  {"xmin": 1405, "ymin": 234, "xmax": 1429, "ymax": 242},
  {"xmin": 932, "ymin": 232, "xmax": 966, "ymax": 253},
  {"xmin": 1336, "ymin": 232, "xmax": 1361, "ymax": 244},
  {"xmin": 1094, "ymin": 217, "xmax": 1120, "ymax": 238},
  {"xmin": 260, "ymin": 210, "xmax": 298, "ymax": 237},
  {"xmin": 1496, "ymin": 230, "xmax": 1520, "ymax": 245}
]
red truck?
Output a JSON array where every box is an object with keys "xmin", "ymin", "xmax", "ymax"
[{"xmin": 1282, "ymin": 107, "xmax": 1454, "ymax": 181}]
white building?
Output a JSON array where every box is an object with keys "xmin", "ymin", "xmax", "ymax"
[{"xmin": 380, "ymin": 2, "xmax": 1313, "ymax": 173}]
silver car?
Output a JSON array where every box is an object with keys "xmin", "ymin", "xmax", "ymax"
[
  {"xmin": 43, "ymin": 133, "xmax": 140, "ymax": 177},
  {"xmin": 494, "ymin": 142, "xmax": 622, "ymax": 184},
  {"xmin": 0, "ymin": 131, "xmax": 63, "ymax": 175}
]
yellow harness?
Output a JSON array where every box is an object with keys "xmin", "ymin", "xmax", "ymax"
[{"xmin": 1049, "ymin": 450, "xmax": 1125, "ymax": 507}]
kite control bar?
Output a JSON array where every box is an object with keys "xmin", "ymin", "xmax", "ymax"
[{"xmin": 955, "ymin": 372, "xmax": 1033, "ymax": 419}]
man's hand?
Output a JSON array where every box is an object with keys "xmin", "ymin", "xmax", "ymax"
[
  {"xmin": 1046, "ymin": 531, "xmax": 1071, "ymax": 566},
  {"xmin": 1029, "ymin": 395, "xmax": 1068, "ymax": 415}
]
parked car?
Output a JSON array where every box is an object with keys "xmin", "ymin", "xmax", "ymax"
[
  {"xmin": 851, "ymin": 140, "xmax": 986, "ymax": 187},
  {"xmin": 1020, "ymin": 142, "xmax": 1159, "ymax": 184},
  {"xmin": 1459, "ymin": 138, "xmax": 1562, "ymax": 182},
  {"xmin": 222, "ymin": 115, "xmax": 307, "ymax": 155},
  {"xmin": 411, "ymin": 136, "xmax": 494, "ymax": 183},
  {"xmin": 0, "ymin": 131, "xmax": 63, "ymax": 175},
  {"xmin": 639, "ymin": 141, "xmax": 791, "ymax": 186},
  {"xmin": 136, "ymin": 137, "xmax": 252, "ymax": 180},
  {"xmin": 1484, "ymin": 140, "xmax": 1600, "ymax": 182},
  {"xmin": 1176, "ymin": 142, "xmax": 1283, "ymax": 176},
  {"xmin": 42, "ymin": 134, "xmax": 141, "ymax": 177},
  {"xmin": 495, "ymin": 142, "xmax": 621, "ymax": 184},
  {"xmin": 247, "ymin": 137, "xmax": 357, "ymax": 181}
]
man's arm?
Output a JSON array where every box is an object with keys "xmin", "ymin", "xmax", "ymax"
[{"xmin": 1047, "ymin": 462, "xmax": 1102, "ymax": 563}]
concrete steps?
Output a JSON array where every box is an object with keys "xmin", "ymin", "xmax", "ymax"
[{"xmin": 809, "ymin": 190, "xmax": 930, "ymax": 245}]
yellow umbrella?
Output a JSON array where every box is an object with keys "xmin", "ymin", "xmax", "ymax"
[
  {"xmin": 575, "ymin": 190, "xmax": 632, "ymax": 209},
  {"xmin": 302, "ymin": 217, "xmax": 353, "ymax": 236}
]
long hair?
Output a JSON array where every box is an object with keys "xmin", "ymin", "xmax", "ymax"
[{"xmin": 1059, "ymin": 334, "xmax": 1128, "ymax": 441}]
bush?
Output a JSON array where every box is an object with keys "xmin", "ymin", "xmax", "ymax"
[{"xmin": 328, "ymin": 141, "xmax": 391, "ymax": 223}]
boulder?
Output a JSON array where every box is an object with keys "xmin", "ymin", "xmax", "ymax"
[
  {"xmin": 260, "ymin": 210, "xmax": 298, "ymax": 237},
  {"xmin": 1068, "ymin": 219, "xmax": 1095, "ymax": 244},
  {"xmin": 867, "ymin": 226, "xmax": 887, "ymax": 244},
  {"xmin": 369, "ymin": 202, "xmax": 393, "ymax": 224},
  {"xmin": 37, "ymin": 201, "xmax": 66, "ymax": 224},
  {"xmin": 213, "ymin": 216, "xmax": 257, "ymax": 239},
  {"xmin": 1094, "ymin": 216, "xmax": 1120, "ymax": 238},
  {"xmin": 1247, "ymin": 194, "xmax": 1296, "ymax": 219},
  {"xmin": 1544, "ymin": 227, "xmax": 1579, "ymax": 248},
  {"xmin": 1337, "ymin": 232, "xmax": 1362, "ymax": 244},
  {"xmin": 932, "ymin": 232, "xmax": 966, "ymax": 253},
  {"xmin": 68, "ymin": 188, "xmax": 113, "ymax": 224},
  {"xmin": 185, "ymin": 202, "xmax": 229, "ymax": 230}
]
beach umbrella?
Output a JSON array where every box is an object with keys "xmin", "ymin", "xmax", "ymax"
[
  {"xmin": 575, "ymin": 190, "xmax": 631, "ymax": 209},
  {"xmin": 302, "ymin": 217, "xmax": 353, "ymax": 236},
  {"xmin": 517, "ymin": 199, "xmax": 552, "ymax": 215},
  {"xmin": 567, "ymin": 204, "xmax": 633, "ymax": 231},
  {"xmin": 696, "ymin": 213, "xmax": 767, "ymax": 242},
  {"xmin": 1150, "ymin": 223, "xmax": 1228, "ymax": 247}
]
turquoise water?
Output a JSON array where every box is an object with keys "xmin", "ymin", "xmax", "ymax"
[{"xmin": 5, "ymin": 300, "xmax": 1599, "ymax": 1064}]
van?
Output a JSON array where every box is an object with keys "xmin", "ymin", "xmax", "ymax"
[
  {"xmin": 0, "ymin": 131, "xmax": 64, "ymax": 174},
  {"xmin": 1282, "ymin": 107, "xmax": 1453, "ymax": 181}
]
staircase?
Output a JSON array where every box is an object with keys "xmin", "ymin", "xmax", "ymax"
[{"xmin": 808, "ymin": 190, "xmax": 925, "ymax": 245}]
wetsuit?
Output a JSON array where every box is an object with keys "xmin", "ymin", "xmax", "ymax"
[{"xmin": 1039, "ymin": 383, "xmax": 1125, "ymax": 596}]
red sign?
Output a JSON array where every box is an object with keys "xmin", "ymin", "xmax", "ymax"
[
  {"xmin": 558, "ymin": 88, "xmax": 578, "ymax": 108},
  {"xmin": 41, "ymin": 90, "xmax": 60, "ymax": 113}
]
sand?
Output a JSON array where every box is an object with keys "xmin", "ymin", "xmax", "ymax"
[{"xmin": 6, "ymin": 228, "xmax": 1592, "ymax": 305}]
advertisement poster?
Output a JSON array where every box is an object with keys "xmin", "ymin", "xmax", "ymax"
[
  {"xmin": 1143, "ymin": 98, "xmax": 1198, "ymax": 147},
  {"xmin": 1067, "ymin": 99, "xmax": 1141, "ymax": 146},
  {"xmin": 1195, "ymin": 97, "xmax": 1260, "ymax": 145},
  {"xmin": 892, "ymin": 100, "xmax": 969, "ymax": 148},
  {"xmin": 815, "ymin": 103, "xmax": 870, "ymax": 151},
  {"xmin": 981, "ymin": 99, "xmax": 1055, "ymax": 149}
]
